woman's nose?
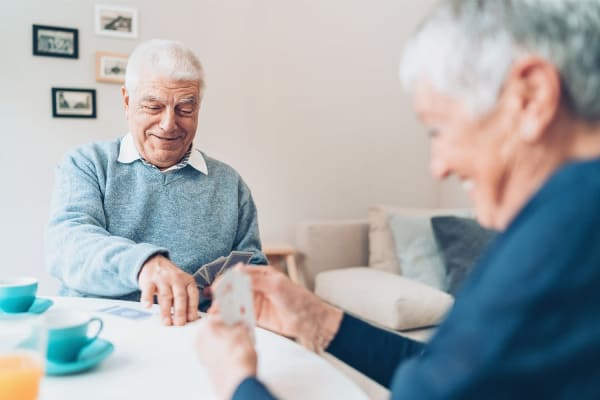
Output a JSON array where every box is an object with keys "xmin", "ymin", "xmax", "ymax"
[{"xmin": 430, "ymin": 154, "xmax": 450, "ymax": 179}]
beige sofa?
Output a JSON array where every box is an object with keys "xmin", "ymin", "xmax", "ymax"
[{"xmin": 296, "ymin": 206, "xmax": 467, "ymax": 342}]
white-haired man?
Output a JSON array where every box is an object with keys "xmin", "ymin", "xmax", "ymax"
[
  {"xmin": 196, "ymin": 1, "xmax": 600, "ymax": 398},
  {"xmin": 46, "ymin": 39, "xmax": 267, "ymax": 326}
]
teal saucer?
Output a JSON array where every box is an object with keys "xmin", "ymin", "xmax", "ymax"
[
  {"xmin": 46, "ymin": 338, "xmax": 114, "ymax": 376},
  {"xmin": 27, "ymin": 297, "xmax": 54, "ymax": 314},
  {"xmin": 0, "ymin": 297, "xmax": 53, "ymax": 315}
]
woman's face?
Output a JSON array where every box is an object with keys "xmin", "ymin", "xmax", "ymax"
[{"xmin": 414, "ymin": 81, "xmax": 521, "ymax": 229}]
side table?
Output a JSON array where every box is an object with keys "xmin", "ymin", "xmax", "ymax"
[{"xmin": 263, "ymin": 244, "xmax": 300, "ymax": 285}]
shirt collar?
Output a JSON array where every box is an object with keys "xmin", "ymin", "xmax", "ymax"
[{"xmin": 117, "ymin": 133, "xmax": 208, "ymax": 175}]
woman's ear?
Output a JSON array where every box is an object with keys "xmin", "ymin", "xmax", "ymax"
[{"xmin": 506, "ymin": 56, "xmax": 562, "ymax": 143}]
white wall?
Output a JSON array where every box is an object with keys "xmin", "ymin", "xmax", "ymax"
[{"xmin": 1, "ymin": 0, "xmax": 439, "ymax": 294}]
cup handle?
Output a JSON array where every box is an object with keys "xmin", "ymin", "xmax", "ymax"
[{"xmin": 86, "ymin": 317, "xmax": 104, "ymax": 344}]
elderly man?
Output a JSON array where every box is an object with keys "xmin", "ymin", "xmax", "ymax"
[
  {"xmin": 46, "ymin": 39, "xmax": 267, "ymax": 326},
  {"xmin": 197, "ymin": 1, "xmax": 600, "ymax": 399}
]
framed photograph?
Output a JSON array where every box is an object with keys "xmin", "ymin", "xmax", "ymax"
[
  {"xmin": 32, "ymin": 24, "xmax": 78, "ymax": 59},
  {"xmin": 52, "ymin": 88, "xmax": 97, "ymax": 119},
  {"xmin": 95, "ymin": 4, "xmax": 138, "ymax": 38},
  {"xmin": 96, "ymin": 51, "xmax": 128, "ymax": 84}
]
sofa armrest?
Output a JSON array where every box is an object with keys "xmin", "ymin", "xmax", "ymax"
[{"xmin": 296, "ymin": 220, "xmax": 369, "ymax": 290}]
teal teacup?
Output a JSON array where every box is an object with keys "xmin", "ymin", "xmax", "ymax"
[
  {"xmin": 45, "ymin": 310, "xmax": 104, "ymax": 363},
  {"xmin": 0, "ymin": 277, "xmax": 38, "ymax": 313}
]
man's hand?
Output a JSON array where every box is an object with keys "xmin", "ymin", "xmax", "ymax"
[
  {"xmin": 196, "ymin": 317, "xmax": 257, "ymax": 399},
  {"xmin": 138, "ymin": 254, "xmax": 199, "ymax": 326}
]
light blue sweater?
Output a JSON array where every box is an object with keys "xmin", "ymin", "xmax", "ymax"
[{"xmin": 45, "ymin": 137, "xmax": 267, "ymax": 300}]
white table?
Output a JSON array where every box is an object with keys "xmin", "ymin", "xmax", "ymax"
[{"xmin": 39, "ymin": 297, "xmax": 368, "ymax": 400}]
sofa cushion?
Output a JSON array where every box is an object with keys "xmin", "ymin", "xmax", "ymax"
[
  {"xmin": 315, "ymin": 267, "xmax": 454, "ymax": 330},
  {"xmin": 367, "ymin": 206, "xmax": 470, "ymax": 275},
  {"xmin": 388, "ymin": 214, "xmax": 446, "ymax": 290},
  {"xmin": 431, "ymin": 216, "xmax": 497, "ymax": 294}
]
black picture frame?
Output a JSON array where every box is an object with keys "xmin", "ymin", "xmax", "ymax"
[
  {"xmin": 33, "ymin": 24, "xmax": 79, "ymax": 59},
  {"xmin": 52, "ymin": 88, "xmax": 97, "ymax": 119}
]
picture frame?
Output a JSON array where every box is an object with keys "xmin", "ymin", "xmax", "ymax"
[
  {"xmin": 96, "ymin": 51, "xmax": 128, "ymax": 84},
  {"xmin": 52, "ymin": 88, "xmax": 97, "ymax": 119},
  {"xmin": 94, "ymin": 4, "xmax": 138, "ymax": 39},
  {"xmin": 32, "ymin": 24, "xmax": 78, "ymax": 59}
]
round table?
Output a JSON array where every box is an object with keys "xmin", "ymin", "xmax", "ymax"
[{"xmin": 39, "ymin": 297, "xmax": 368, "ymax": 400}]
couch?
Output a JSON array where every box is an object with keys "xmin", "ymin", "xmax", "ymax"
[
  {"xmin": 295, "ymin": 206, "xmax": 497, "ymax": 399},
  {"xmin": 295, "ymin": 206, "xmax": 476, "ymax": 342}
]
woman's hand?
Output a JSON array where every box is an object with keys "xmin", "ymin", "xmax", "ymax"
[
  {"xmin": 196, "ymin": 316, "xmax": 257, "ymax": 400},
  {"xmin": 212, "ymin": 265, "xmax": 344, "ymax": 352}
]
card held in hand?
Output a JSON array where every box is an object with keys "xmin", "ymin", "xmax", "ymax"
[
  {"xmin": 193, "ymin": 251, "xmax": 253, "ymax": 288},
  {"xmin": 213, "ymin": 269, "xmax": 256, "ymax": 342},
  {"xmin": 220, "ymin": 251, "xmax": 253, "ymax": 275},
  {"xmin": 193, "ymin": 256, "xmax": 226, "ymax": 288}
]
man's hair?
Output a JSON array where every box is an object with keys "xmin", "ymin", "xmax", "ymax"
[
  {"xmin": 400, "ymin": 0, "xmax": 600, "ymax": 121},
  {"xmin": 125, "ymin": 39, "xmax": 205, "ymax": 97}
]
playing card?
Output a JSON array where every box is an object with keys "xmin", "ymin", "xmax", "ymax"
[
  {"xmin": 193, "ymin": 269, "xmax": 210, "ymax": 288},
  {"xmin": 218, "ymin": 251, "xmax": 253, "ymax": 276},
  {"xmin": 193, "ymin": 256, "xmax": 226, "ymax": 287},
  {"xmin": 98, "ymin": 306, "xmax": 153, "ymax": 320},
  {"xmin": 213, "ymin": 269, "xmax": 255, "ymax": 341},
  {"xmin": 205, "ymin": 258, "xmax": 227, "ymax": 283}
]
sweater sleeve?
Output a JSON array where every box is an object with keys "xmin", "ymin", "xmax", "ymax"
[
  {"xmin": 326, "ymin": 313, "xmax": 425, "ymax": 388},
  {"xmin": 231, "ymin": 377, "xmax": 277, "ymax": 400},
  {"xmin": 45, "ymin": 152, "xmax": 168, "ymax": 296},
  {"xmin": 385, "ymin": 172, "xmax": 600, "ymax": 399},
  {"xmin": 234, "ymin": 178, "xmax": 268, "ymax": 265}
]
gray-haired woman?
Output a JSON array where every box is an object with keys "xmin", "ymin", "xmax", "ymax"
[{"xmin": 197, "ymin": 1, "xmax": 600, "ymax": 399}]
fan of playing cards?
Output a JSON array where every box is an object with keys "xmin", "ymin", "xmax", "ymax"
[{"xmin": 193, "ymin": 251, "xmax": 253, "ymax": 289}]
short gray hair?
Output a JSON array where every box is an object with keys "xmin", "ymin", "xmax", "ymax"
[
  {"xmin": 400, "ymin": 0, "xmax": 600, "ymax": 121},
  {"xmin": 125, "ymin": 39, "xmax": 205, "ymax": 97}
]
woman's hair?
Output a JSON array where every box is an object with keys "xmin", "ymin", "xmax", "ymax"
[
  {"xmin": 400, "ymin": 0, "xmax": 600, "ymax": 121},
  {"xmin": 125, "ymin": 39, "xmax": 205, "ymax": 97}
]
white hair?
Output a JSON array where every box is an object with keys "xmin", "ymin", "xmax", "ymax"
[
  {"xmin": 400, "ymin": 0, "xmax": 600, "ymax": 121},
  {"xmin": 125, "ymin": 39, "xmax": 205, "ymax": 97}
]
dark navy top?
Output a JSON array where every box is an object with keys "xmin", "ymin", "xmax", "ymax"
[{"xmin": 233, "ymin": 158, "xmax": 600, "ymax": 399}]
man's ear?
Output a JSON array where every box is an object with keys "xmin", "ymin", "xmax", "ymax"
[
  {"xmin": 504, "ymin": 56, "xmax": 561, "ymax": 143},
  {"xmin": 121, "ymin": 86, "xmax": 130, "ymax": 118}
]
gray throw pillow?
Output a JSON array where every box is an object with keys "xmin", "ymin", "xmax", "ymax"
[
  {"xmin": 389, "ymin": 214, "xmax": 447, "ymax": 290},
  {"xmin": 431, "ymin": 216, "xmax": 497, "ymax": 294}
]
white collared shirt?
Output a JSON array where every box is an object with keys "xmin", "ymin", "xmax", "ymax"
[{"xmin": 117, "ymin": 133, "xmax": 208, "ymax": 175}]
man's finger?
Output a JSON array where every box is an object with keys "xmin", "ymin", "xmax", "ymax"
[
  {"xmin": 187, "ymin": 283, "xmax": 200, "ymax": 322},
  {"xmin": 140, "ymin": 282, "xmax": 157, "ymax": 308},
  {"xmin": 172, "ymin": 283, "xmax": 189, "ymax": 326},
  {"xmin": 157, "ymin": 284, "xmax": 174, "ymax": 326}
]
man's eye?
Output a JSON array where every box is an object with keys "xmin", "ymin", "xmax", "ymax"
[
  {"xmin": 177, "ymin": 108, "xmax": 193, "ymax": 115},
  {"xmin": 141, "ymin": 104, "xmax": 162, "ymax": 111}
]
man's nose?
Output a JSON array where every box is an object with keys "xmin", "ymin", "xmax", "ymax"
[{"xmin": 159, "ymin": 108, "xmax": 177, "ymax": 131}]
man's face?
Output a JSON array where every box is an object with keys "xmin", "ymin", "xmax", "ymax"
[
  {"xmin": 414, "ymin": 81, "xmax": 518, "ymax": 229},
  {"xmin": 122, "ymin": 77, "xmax": 201, "ymax": 169}
]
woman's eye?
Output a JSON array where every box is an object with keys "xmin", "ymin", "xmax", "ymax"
[{"xmin": 428, "ymin": 129, "xmax": 440, "ymax": 138}]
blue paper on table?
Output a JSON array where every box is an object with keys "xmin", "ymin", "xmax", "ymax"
[{"xmin": 98, "ymin": 305, "xmax": 152, "ymax": 320}]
